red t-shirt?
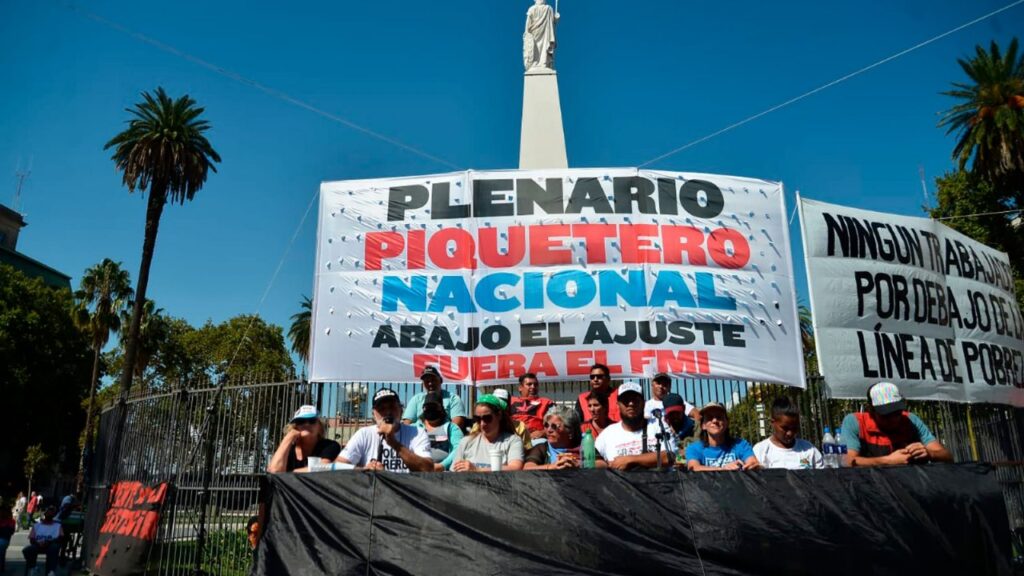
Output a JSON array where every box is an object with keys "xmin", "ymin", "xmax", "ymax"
[
  {"xmin": 509, "ymin": 396, "xmax": 554, "ymax": 432},
  {"xmin": 577, "ymin": 388, "xmax": 620, "ymax": 422}
]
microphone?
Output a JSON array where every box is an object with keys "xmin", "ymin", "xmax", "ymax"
[
  {"xmin": 652, "ymin": 408, "xmax": 663, "ymax": 420},
  {"xmin": 651, "ymin": 409, "xmax": 668, "ymax": 471},
  {"xmin": 378, "ymin": 416, "xmax": 394, "ymax": 462}
]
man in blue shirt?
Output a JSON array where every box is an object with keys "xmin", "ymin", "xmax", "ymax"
[
  {"xmin": 401, "ymin": 366, "xmax": 468, "ymax": 430},
  {"xmin": 840, "ymin": 382, "xmax": 952, "ymax": 467}
]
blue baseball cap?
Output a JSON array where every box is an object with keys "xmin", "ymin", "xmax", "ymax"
[{"xmin": 290, "ymin": 405, "xmax": 319, "ymax": 422}]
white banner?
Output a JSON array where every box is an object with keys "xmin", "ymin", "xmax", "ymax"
[
  {"xmin": 800, "ymin": 197, "xmax": 1024, "ymax": 405},
  {"xmin": 310, "ymin": 169, "xmax": 803, "ymax": 386}
]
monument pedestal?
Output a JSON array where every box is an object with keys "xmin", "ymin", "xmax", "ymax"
[{"xmin": 519, "ymin": 68, "xmax": 568, "ymax": 169}]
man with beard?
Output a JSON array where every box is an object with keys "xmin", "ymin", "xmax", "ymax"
[{"xmin": 593, "ymin": 382, "xmax": 673, "ymax": 470}]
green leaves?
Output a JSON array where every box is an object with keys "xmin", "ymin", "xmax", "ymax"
[{"xmin": 104, "ymin": 86, "xmax": 221, "ymax": 205}]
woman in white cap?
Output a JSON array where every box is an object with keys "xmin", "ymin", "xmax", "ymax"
[{"xmin": 267, "ymin": 405, "xmax": 341, "ymax": 473}]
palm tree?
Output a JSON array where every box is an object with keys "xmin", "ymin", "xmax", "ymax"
[
  {"xmin": 288, "ymin": 295, "xmax": 313, "ymax": 364},
  {"xmin": 798, "ymin": 303, "xmax": 817, "ymax": 375},
  {"xmin": 120, "ymin": 298, "xmax": 169, "ymax": 388},
  {"xmin": 105, "ymin": 87, "xmax": 220, "ymax": 444},
  {"xmin": 73, "ymin": 258, "xmax": 133, "ymax": 488},
  {"xmin": 939, "ymin": 38, "xmax": 1024, "ymax": 183}
]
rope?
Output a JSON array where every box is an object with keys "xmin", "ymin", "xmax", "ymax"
[
  {"xmin": 638, "ymin": 0, "xmax": 1024, "ymax": 168},
  {"xmin": 56, "ymin": 1, "xmax": 461, "ymax": 170}
]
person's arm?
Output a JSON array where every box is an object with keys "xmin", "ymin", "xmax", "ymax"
[
  {"xmin": 448, "ymin": 395, "xmax": 468, "ymax": 431},
  {"xmin": 266, "ymin": 430, "xmax": 300, "ymax": 473},
  {"xmin": 401, "ymin": 397, "xmax": 418, "ymax": 426},
  {"xmin": 503, "ymin": 436, "xmax": 526, "ymax": 471},
  {"xmin": 28, "ymin": 525, "xmax": 38, "ymax": 547},
  {"xmin": 387, "ymin": 426, "xmax": 434, "ymax": 472},
  {"xmin": 924, "ymin": 440, "xmax": 953, "ymax": 463},
  {"xmin": 334, "ymin": 428, "xmax": 365, "ymax": 467},
  {"xmin": 907, "ymin": 414, "xmax": 953, "ymax": 463},
  {"xmin": 609, "ymin": 451, "xmax": 672, "ymax": 470},
  {"xmin": 523, "ymin": 445, "xmax": 548, "ymax": 470},
  {"xmin": 847, "ymin": 448, "xmax": 914, "ymax": 467},
  {"xmin": 439, "ymin": 424, "xmax": 463, "ymax": 471}
]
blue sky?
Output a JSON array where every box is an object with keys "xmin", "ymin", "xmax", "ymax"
[{"xmin": 1, "ymin": 0, "xmax": 1019, "ymax": 368}]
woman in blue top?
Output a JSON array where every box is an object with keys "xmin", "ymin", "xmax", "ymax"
[{"xmin": 685, "ymin": 402, "xmax": 760, "ymax": 472}]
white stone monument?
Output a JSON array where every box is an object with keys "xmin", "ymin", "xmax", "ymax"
[{"xmin": 519, "ymin": 0, "xmax": 568, "ymax": 169}]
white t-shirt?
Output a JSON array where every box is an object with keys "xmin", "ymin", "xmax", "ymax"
[
  {"xmin": 594, "ymin": 421, "xmax": 674, "ymax": 463},
  {"xmin": 451, "ymin": 432, "xmax": 525, "ymax": 470},
  {"xmin": 339, "ymin": 424, "xmax": 431, "ymax": 472},
  {"xmin": 32, "ymin": 520, "xmax": 62, "ymax": 543},
  {"xmin": 644, "ymin": 398, "xmax": 695, "ymax": 420},
  {"xmin": 752, "ymin": 438, "xmax": 824, "ymax": 470}
]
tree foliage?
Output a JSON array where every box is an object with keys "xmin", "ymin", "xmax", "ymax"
[
  {"xmin": 939, "ymin": 38, "xmax": 1024, "ymax": 184},
  {"xmin": 105, "ymin": 87, "xmax": 221, "ymax": 418},
  {"xmin": 24, "ymin": 444, "xmax": 48, "ymax": 494},
  {"xmin": 928, "ymin": 170, "xmax": 1024, "ymax": 310},
  {"xmin": 103, "ymin": 313, "xmax": 295, "ymax": 388},
  {"xmin": 0, "ymin": 264, "xmax": 92, "ymax": 493},
  {"xmin": 288, "ymin": 295, "xmax": 312, "ymax": 364}
]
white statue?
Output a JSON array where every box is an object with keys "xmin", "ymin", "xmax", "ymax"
[{"xmin": 523, "ymin": 0, "xmax": 558, "ymax": 71}]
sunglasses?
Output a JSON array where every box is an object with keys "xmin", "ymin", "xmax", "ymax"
[
  {"xmin": 292, "ymin": 418, "xmax": 317, "ymax": 426},
  {"xmin": 476, "ymin": 413, "xmax": 495, "ymax": 424},
  {"xmin": 543, "ymin": 422, "xmax": 564, "ymax": 431},
  {"xmin": 589, "ymin": 373, "xmax": 608, "ymax": 380}
]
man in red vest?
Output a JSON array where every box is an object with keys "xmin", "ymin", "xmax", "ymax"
[
  {"xmin": 576, "ymin": 363, "xmax": 620, "ymax": 423},
  {"xmin": 840, "ymin": 382, "xmax": 952, "ymax": 467},
  {"xmin": 508, "ymin": 373, "xmax": 554, "ymax": 440}
]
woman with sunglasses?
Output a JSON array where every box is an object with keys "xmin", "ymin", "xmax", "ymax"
[
  {"xmin": 451, "ymin": 395, "xmax": 525, "ymax": 472},
  {"xmin": 685, "ymin": 402, "xmax": 759, "ymax": 472},
  {"xmin": 267, "ymin": 405, "xmax": 341, "ymax": 473},
  {"xmin": 524, "ymin": 406, "xmax": 588, "ymax": 470}
]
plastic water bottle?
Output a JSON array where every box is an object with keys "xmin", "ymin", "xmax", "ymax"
[
  {"xmin": 835, "ymin": 431, "xmax": 848, "ymax": 467},
  {"xmin": 822, "ymin": 427, "xmax": 837, "ymax": 468},
  {"xmin": 582, "ymin": 430, "xmax": 596, "ymax": 469}
]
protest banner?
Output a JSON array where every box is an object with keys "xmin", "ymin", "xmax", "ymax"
[
  {"xmin": 800, "ymin": 197, "xmax": 1024, "ymax": 405},
  {"xmin": 310, "ymin": 169, "xmax": 803, "ymax": 385},
  {"xmin": 88, "ymin": 481, "xmax": 169, "ymax": 576}
]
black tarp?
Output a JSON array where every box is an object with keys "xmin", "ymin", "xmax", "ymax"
[{"xmin": 255, "ymin": 464, "xmax": 1012, "ymax": 576}]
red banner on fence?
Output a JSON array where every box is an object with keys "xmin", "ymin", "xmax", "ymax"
[{"xmin": 90, "ymin": 481, "xmax": 169, "ymax": 576}]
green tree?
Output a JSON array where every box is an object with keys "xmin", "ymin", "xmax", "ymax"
[
  {"xmin": 288, "ymin": 295, "xmax": 312, "ymax": 365},
  {"xmin": 186, "ymin": 315, "xmax": 295, "ymax": 381},
  {"xmin": 105, "ymin": 87, "xmax": 221, "ymax": 415},
  {"xmin": 72, "ymin": 258, "xmax": 133, "ymax": 488},
  {"xmin": 0, "ymin": 264, "xmax": 92, "ymax": 493},
  {"xmin": 928, "ymin": 171, "xmax": 1024, "ymax": 309},
  {"xmin": 798, "ymin": 303, "xmax": 817, "ymax": 375},
  {"xmin": 939, "ymin": 38, "xmax": 1024, "ymax": 186},
  {"xmin": 24, "ymin": 444, "xmax": 48, "ymax": 497}
]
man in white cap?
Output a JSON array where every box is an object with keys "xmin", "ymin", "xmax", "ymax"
[
  {"xmin": 839, "ymin": 382, "xmax": 952, "ymax": 467},
  {"xmin": 337, "ymin": 388, "xmax": 435, "ymax": 472},
  {"xmin": 593, "ymin": 382, "xmax": 674, "ymax": 470}
]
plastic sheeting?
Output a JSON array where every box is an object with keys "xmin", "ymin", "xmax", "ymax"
[{"xmin": 255, "ymin": 464, "xmax": 1011, "ymax": 576}]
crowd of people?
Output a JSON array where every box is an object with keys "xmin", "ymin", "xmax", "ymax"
[
  {"xmin": 268, "ymin": 365, "xmax": 953, "ymax": 476},
  {"xmin": 3, "ymin": 492, "xmax": 80, "ymax": 576}
]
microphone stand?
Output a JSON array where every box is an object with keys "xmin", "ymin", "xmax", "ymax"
[{"xmin": 653, "ymin": 410, "xmax": 669, "ymax": 472}]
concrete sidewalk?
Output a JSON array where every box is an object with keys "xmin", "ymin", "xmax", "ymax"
[{"xmin": 3, "ymin": 529, "xmax": 77, "ymax": 576}]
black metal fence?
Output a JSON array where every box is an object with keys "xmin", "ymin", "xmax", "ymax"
[{"xmin": 85, "ymin": 374, "xmax": 1024, "ymax": 575}]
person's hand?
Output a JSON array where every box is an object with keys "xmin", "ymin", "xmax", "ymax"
[
  {"xmin": 885, "ymin": 449, "xmax": 913, "ymax": 466},
  {"xmin": 452, "ymin": 460, "xmax": 476, "ymax": 473},
  {"xmin": 283, "ymin": 429, "xmax": 301, "ymax": 446},
  {"xmin": 728, "ymin": 460, "xmax": 744, "ymax": 471},
  {"xmin": 903, "ymin": 442, "xmax": 929, "ymax": 461},
  {"xmin": 741, "ymin": 459, "xmax": 760, "ymax": 471},
  {"xmin": 365, "ymin": 460, "xmax": 384, "ymax": 471},
  {"xmin": 554, "ymin": 453, "xmax": 579, "ymax": 469},
  {"xmin": 377, "ymin": 420, "xmax": 399, "ymax": 446},
  {"xmin": 609, "ymin": 456, "xmax": 634, "ymax": 471}
]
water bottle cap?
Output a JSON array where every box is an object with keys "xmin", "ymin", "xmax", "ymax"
[{"xmin": 824, "ymin": 426, "xmax": 831, "ymax": 433}]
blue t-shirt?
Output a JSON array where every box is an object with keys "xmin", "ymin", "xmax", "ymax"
[
  {"xmin": 840, "ymin": 412, "xmax": 936, "ymax": 453},
  {"xmin": 685, "ymin": 438, "xmax": 755, "ymax": 468},
  {"xmin": 402, "ymin": 390, "xmax": 467, "ymax": 422}
]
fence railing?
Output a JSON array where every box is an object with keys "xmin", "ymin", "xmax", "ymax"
[{"xmin": 85, "ymin": 375, "xmax": 1024, "ymax": 575}]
